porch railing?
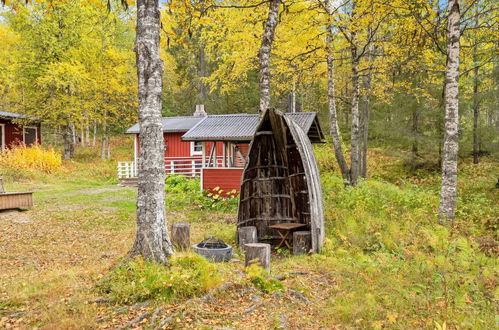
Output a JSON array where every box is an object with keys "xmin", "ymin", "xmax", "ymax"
[{"xmin": 117, "ymin": 156, "xmax": 241, "ymax": 179}]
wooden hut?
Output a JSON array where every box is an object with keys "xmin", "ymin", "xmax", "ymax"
[{"xmin": 237, "ymin": 109, "xmax": 324, "ymax": 252}]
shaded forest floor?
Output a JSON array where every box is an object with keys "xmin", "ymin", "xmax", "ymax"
[{"xmin": 0, "ymin": 142, "xmax": 497, "ymax": 329}]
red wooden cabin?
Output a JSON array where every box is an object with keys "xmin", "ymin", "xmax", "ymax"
[
  {"xmin": 0, "ymin": 111, "xmax": 42, "ymax": 152},
  {"xmin": 120, "ymin": 106, "xmax": 324, "ymax": 195}
]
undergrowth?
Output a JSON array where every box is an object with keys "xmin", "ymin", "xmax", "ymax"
[
  {"xmin": 165, "ymin": 175, "xmax": 238, "ymax": 212},
  {"xmin": 98, "ymin": 253, "xmax": 220, "ymax": 304},
  {"xmin": 0, "ymin": 144, "xmax": 62, "ymax": 175}
]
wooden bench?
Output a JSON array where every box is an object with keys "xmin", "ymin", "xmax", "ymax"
[{"xmin": 0, "ymin": 192, "xmax": 34, "ymax": 210}]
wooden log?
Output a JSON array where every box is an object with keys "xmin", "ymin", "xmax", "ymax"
[
  {"xmin": 292, "ymin": 231, "xmax": 311, "ymax": 255},
  {"xmin": 171, "ymin": 222, "xmax": 190, "ymax": 250},
  {"xmin": 237, "ymin": 226, "xmax": 257, "ymax": 251},
  {"xmin": 245, "ymin": 243, "xmax": 271, "ymax": 272}
]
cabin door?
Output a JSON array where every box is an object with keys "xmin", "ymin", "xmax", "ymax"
[{"xmin": 0, "ymin": 124, "xmax": 4, "ymax": 152}]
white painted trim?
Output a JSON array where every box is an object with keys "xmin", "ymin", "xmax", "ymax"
[
  {"xmin": 200, "ymin": 168, "xmax": 204, "ymax": 192},
  {"xmin": 0, "ymin": 124, "xmax": 5, "ymax": 153},
  {"xmin": 23, "ymin": 125, "xmax": 38, "ymax": 145},
  {"xmin": 190, "ymin": 141, "xmax": 203, "ymax": 156},
  {"xmin": 134, "ymin": 134, "xmax": 138, "ymax": 168},
  {"xmin": 201, "ymin": 141, "xmax": 206, "ymax": 167}
]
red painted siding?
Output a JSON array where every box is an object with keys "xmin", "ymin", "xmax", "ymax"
[
  {"xmin": 202, "ymin": 168, "xmax": 244, "ymax": 195},
  {"xmin": 0, "ymin": 118, "xmax": 41, "ymax": 149}
]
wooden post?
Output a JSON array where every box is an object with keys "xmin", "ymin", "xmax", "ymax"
[
  {"xmin": 238, "ymin": 226, "xmax": 257, "ymax": 251},
  {"xmin": 171, "ymin": 222, "xmax": 190, "ymax": 250},
  {"xmin": 245, "ymin": 243, "xmax": 271, "ymax": 272},
  {"xmin": 292, "ymin": 231, "xmax": 311, "ymax": 255},
  {"xmin": 0, "ymin": 178, "xmax": 4, "ymax": 194}
]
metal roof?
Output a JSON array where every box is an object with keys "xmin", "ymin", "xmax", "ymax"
[
  {"xmin": 0, "ymin": 111, "xmax": 30, "ymax": 119},
  {"xmin": 125, "ymin": 116, "xmax": 205, "ymax": 134},
  {"xmin": 181, "ymin": 112, "xmax": 322, "ymax": 142}
]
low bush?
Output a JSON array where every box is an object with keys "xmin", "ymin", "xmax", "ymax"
[
  {"xmin": 246, "ymin": 264, "xmax": 283, "ymax": 293},
  {"xmin": 165, "ymin": 175, "xmax": 238, "ymax": 212},
  {"xmin": 99, "ymin": 253, "xmax": 220, "ymax": 304},
  {"xmin": 0, "ymin": 144, "xmax": 62, "ymax": 173}
]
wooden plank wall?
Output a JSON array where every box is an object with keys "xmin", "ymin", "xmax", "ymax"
[{"xmin": 0, "ymin": 193, "xmax": 33, "ymax": 210}]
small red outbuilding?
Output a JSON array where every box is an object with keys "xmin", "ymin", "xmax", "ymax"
[
  {"xmin": 120, "ymin": 105, "xmax": 324, "ymax": 195},
  {"xmin": 0, "ymin": 111, "xmax": 41, "ymax": 152}
]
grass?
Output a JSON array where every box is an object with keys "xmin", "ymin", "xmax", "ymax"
[{"xmin": 0, "ymin": 140, "xmax": 497, "ymax": 328}]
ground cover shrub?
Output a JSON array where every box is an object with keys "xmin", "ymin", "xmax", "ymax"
[
  {"xmin": 246, "ymin": 264, "xmax": 283, "ymax": 293},
  {"xmin": 0, "ymin": 144, "xmax": 62, "ymax": 173},
  {"xmin": 99, "ymin": 253, "xmax": 220, "ymax": 303},
  {"xmin": 165, "ymin": 175, "xmax": 238, "ymax": 212}
]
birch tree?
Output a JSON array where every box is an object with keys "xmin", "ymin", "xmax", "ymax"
[
  {"xmin": 129, "ymin": 0, "xmax": 174, "ymax": 261},
  {"xmin": 325, "ymin": 0, "xmax": 350, "ymax": 183},
  {"xmin": 438, "ymin": 0, "xmax": 460, "ymax": 224},
  {"xmin": 259, "ymin": 0, "xmax": 280, "ymax": 114}
]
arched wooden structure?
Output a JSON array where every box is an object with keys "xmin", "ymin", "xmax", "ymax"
[{"xmin": 237, "ymin": 109, "xmax": 324, "ymax": 252}]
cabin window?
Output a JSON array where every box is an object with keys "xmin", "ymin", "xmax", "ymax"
[
  {"xmin": 0, "ymin": 124, "xmax": 4, "ymax": 152},
  {"xmin": 23, "ymin": 126, "xmax": 37, "ymax": 146},
  {"xmin": 190, "ymin": 141, "xmax": 202, "ymax": 156}
]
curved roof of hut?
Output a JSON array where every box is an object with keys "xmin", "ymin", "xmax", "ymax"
[{"xmin": 237, "ymin": 109, "xmax": 324, "ymax": 252}]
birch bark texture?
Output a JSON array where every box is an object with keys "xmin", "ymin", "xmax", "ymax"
[
  {"xmin": 326, "ymin": 0, "xmax": 350, "ymax": 183},
  {"xmin": 258, "ymin": 0, "xmax": 280, "ymax": 115},
  {"xmin": 349, "ymin": 26, "xmax": 361, "ymax": 186},
  {"xmin": 129, "ymin": 0, "xmax": 174, "ymax": 262},
  {"xmin": 438, "ymin": 0, "xmax": 460, "ymax": 224}
]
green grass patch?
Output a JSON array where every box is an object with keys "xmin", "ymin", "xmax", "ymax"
[{"xmin": 98, "ymin": 254, "xmax": 221, "ymax": 304}]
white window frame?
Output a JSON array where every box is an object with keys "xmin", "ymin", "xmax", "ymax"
[
  {"xmin": 190, "ymin": 141, "xmax": 203, "ymax": 156},
  {"xmin": 0, "ymin": 124, "xmax": 5, "ymax": 152},
  {"xmin": 23, "ymin": 125, "xmax": 38, "ymax": 145}
]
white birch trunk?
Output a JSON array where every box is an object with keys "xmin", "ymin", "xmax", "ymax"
[
  {"xmin": 438, "ymin": 0, "xmax": 460, "ymax": 224},
  {"xmin": 349, "ymin": 26, "xmax": 361, "ymax": 186},
  {"xmin": 326, "ymin": 0, "xmax": 350, "ymax": 183},
  {"xmin": 92, "ymin": 124, "xmax": 97, "ymax": 147},
  {"xmin": 258, "ymin": 0, "xmax": 280, "ymax": 115},
  {"xmin": 130, "ymin": 0, "xmax": 173, "ymax": 262},
  {"xmin": 472, "ymin": 8, "xmax": 479, "ymax": 165}
]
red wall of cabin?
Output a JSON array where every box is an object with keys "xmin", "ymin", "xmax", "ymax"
[
  {"xmin": 0, "ymin": 118, "xmax": 41, "ymax": 148},
  {"xmin": 202, "ymin": 168, "xmax": 244, "ymax": 195}
]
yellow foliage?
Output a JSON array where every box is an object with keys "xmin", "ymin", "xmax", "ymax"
[{"xmin": 0, "ymin": 144, "xmax": 62, "ymax": 173}]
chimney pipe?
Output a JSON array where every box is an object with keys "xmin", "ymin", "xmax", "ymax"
[{"xmin": 193, "ymin": 104, "xmax": 207, "ymax": 117}]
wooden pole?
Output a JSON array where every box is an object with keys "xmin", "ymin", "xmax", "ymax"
[
  {"xmin": 171, "ymin": 222, "xmax": 190, "ymax": 250},
  {"xmin": 292, "ymin": 231, "xmax": 311, "ymax": 255},
  {"xmin": 245, "ymin": 243, "xmax": 271, "ymax": 272},
  {"xmin": 237, "ymin": 226, "xmax": 257, "ymax": 251}
]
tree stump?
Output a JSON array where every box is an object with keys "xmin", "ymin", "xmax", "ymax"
[
  {"xmin": 293, "ymin": 231, "xmax": 311, "ymax": 255},
  {"xmin": 245, "ymin": 243, "xmax": 271, "ymax": 272},
  {"xmin": 238, "ymin": 226, "xmax": 257, "ymax": 251},
  {"xmin": 171, "ymin": 222, "xmax": 190, "ymax": 250}
]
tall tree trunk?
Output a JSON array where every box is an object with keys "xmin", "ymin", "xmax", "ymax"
[
  {"xmin": 472, "ymin": 8, "xmax": 480, "ymax": 164},
  {"xmin": 411, "ymin": 98, "xmax": 419, "ymax": 159},
  {"xmin": 129, "ymin": 0, "xmax": 173, "ymax": 262},
  {"xmin": 62, "ymin": 124, "xmax": 74, "ymax": 160},
  {"xmin": 438, "ymin": 0, "xmax": 460, "ymax": 224},
  {"xmin": 360, "ymin": 28, "xmax": 374, "ymax": 179},
  {"xmin": 101, "ymin": 118, "xmax": 107, "ymax": 159},
  {"xmin": 92, "ymin": 124, "xmax": 97, "ymax": 147},
  {"xmin": 258, "ymin": 0, "xmax": 280, "ymax": 115},
  {"xmin": 360, "ymin": 72, "xmax": 371, "ymax": 178},
  {"xmin": 349, "ymin": 13, "xmax": 361, "ymax": 186},
  {"xmin": 198, "ymin": 43, "xmax": 208, "ymax": 103},
  {"xmin": 85, "ymin": 122, "xmax": 90, "ymax": 146},
  {"xmin": 326, "ymin": 3, "xmax": 350, "ymax": 183}
]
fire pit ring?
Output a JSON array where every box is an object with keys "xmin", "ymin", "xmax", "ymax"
[{"xmin": 193, "ymin": 237, "xmax": 232, "ymax": 262}]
